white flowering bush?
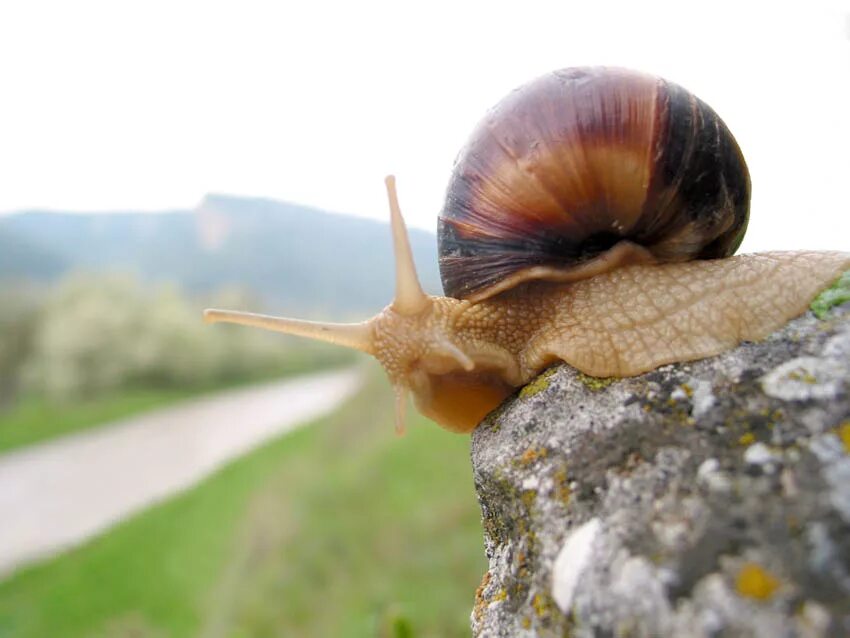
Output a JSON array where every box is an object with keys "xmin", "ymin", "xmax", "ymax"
[{"xmin": 18, "ymin": 274, "xmax": 349, "ymax": 401}]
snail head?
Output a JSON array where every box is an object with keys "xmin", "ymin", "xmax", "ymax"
[{"xmin": 204, "ymin": 177, "xmax": 474, "ymax": 435}]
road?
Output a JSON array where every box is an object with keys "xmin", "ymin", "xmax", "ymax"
[{"xmin": 0, "ymin": 367, "xmax": 361, "ymax": 579}]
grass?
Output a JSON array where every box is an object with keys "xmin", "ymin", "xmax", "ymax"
[
  {"xmin": 0, "ymin": 349, "xmax": 355, "ymax": 455},
  {"xmin": 0, "ymin": 388, "xmax": 200, "ymax": 454},
  {"xmin": 0, "ymin": 368, "xmax": 486, "ymax": 638}
]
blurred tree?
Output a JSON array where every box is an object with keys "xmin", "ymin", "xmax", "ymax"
[{"xmin": 0, "ymin": 283, "xmax": 41, "ymax": 409}]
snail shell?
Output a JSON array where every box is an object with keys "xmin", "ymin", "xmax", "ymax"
[{"xmin": 438, "ymin": 67, "xmax": 750, "ymax": 301}]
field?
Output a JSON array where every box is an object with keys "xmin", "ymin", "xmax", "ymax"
[
  {"xmin": 0, "ymin": 369, "xmax": 486, "ymax": 637},
  {"xmin": 0, "ymin": 388, "xmax": 201, "ymax": 454},
  {"xmin": 0, "ymin": 346, "xmax": 354, "ymax": 455}
]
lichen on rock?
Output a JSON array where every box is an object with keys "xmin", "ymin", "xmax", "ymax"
[
  {"xmin": 811, "ymin": 271, "xmax": 850, "ymax": 319},
  {"xmin": 470, "ymin": 300, "xmax": 850, "ymax": 637}
]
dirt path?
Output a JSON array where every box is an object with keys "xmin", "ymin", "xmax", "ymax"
[{"xmin": 0, "ymin": 367, "xmax": 361, "ymax": 579}]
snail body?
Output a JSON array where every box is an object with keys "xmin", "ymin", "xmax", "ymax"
[{"xmin": 205, "ymin": 68, "xmax": 850, "ymax": 434}]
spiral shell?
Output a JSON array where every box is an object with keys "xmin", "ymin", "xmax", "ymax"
[{"xmin": 438, "ymin": 67, "xmax": 751, "ymax": 301}]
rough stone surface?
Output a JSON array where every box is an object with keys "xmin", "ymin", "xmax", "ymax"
[{"xmin": 470, "ymin": 302, "xmax": 850, "ymax": 637}]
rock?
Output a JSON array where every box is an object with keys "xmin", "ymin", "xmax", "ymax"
[{"xmin": 470, "ymin": 302, "xmax": 850, "ymax": 637}]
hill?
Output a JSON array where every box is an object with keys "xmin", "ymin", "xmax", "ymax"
[{"xmin": 0, "ymin": 195, "xmax": 441, "ymax": 317}]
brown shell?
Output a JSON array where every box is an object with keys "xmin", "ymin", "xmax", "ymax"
[{"xmin": 437, "ymin": 67, "xmax": 751, "ymax": 301}]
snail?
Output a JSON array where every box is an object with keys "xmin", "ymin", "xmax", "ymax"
[{"xmin": 205, "ymin": 67, "xmax": 850, "ymax": 435}]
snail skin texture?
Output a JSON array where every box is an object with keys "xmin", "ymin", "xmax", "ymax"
[{"xmin": 205, "ymin": 67, "xmax": 850, "ymax": 435}]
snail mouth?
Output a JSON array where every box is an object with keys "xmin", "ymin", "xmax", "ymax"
[{"xmin": 413, "ymin": 370, "xmax": 515, "ymax": 434}]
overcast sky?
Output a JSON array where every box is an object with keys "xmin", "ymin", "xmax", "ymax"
[{"xmin": 0, "ymin": 0, "xmax": 848, "ymax": 253}]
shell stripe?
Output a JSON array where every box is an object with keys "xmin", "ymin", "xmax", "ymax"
[{"xmin": 437, "ymin": 68, "xmax": 750, "ymax": 301}]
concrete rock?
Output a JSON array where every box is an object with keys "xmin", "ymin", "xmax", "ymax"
[{"xmin": 471, "ymin": 303, "xmax": 850, "ymax": 637}]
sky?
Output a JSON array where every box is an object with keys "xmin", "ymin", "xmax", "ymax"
[{"xmin": 0, "ymin": 0, "xmax": 848, "ymax": 253}]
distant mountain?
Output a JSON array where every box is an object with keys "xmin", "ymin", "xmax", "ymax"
[
  {"xmin": 0, "ymin": 195, "xmax": 441, "ymax": 317},
  {"xmin": 0, "ymin": 226, "xmax": 69, "ymax": 279}
]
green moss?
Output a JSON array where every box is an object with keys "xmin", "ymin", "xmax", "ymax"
[
  {"xmin": 810, "ymin": 270, "xmax": 850, "ymax": 319},
  {"xmin": 576, "ymin": 372, "xmax": 616, "ymax": 391},
  {"xmin": 519, "ymin": 367, "xmax": 558, "ymax": 398}
]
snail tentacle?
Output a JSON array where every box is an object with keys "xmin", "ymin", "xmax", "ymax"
[
  {"xmin": 203, "ymin": 309, "xmax": 375, "ymax": 354},
  {"xmin": 385, "ymin": 175, "xmax": 430, "ymax": 316},
  {"xmin": 393, "ymin": 383, "xmax": 408, "ymax": 436}
]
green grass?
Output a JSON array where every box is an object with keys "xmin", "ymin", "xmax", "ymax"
[
  {"xmin": 0, "ymin": 351, "xmax": 355, "ymax": 455},
  {"xmin": 0, "ymin": 369, "xmax": 486, "ymax": 638},
  {"xmin": 0, "ymin": 388, "xmax": 201, "ymax": 454}
]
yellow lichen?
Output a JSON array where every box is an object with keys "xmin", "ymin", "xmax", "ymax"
[
  {"xmin": 518, "ymin": 446, "xmax": 548, "ymax": 466},
  {"xmin": 532, "ymin": 593, "xmax": 552, "ymax": 618},
  {"xmin": 472, "ymin": 572, "xmax": 492, "ymax": 622},
  {"xmin": 519, "ymin": 367, "xmax": 558, "ymax": 398},
  {"xmin": 521, "ymin": 617, "xmax": 532, "ymax": 629},
  {"xmin": 553, "ymin": 468, "xmax": 572, "ymax": 505},
  {"xmin": 473, "ymin": 573, "xmax": 509, "ymax": 622},
  {"xmin": 738, "ymin": 432, "xmax": 756, "ymax": 446},
  {"xmin": 736, "ymin": 563, "xmax": 780, "ymax": 601},
  {"xmin": 836, "ymin": 421, "xmax": 850, "ymax": 454},
  {"xmin": 576, "ymin": 372, "xmax": 616, "ymax": 391},
  {"xmin": 788, "ymin": 369, "xmax": 818, "ymax": 384}
]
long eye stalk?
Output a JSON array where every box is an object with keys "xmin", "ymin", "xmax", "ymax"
[
  {"xmin": 385, "ymin": 176, "xmax": 430, "ymax": 316},
  {"xmin": 203, "ymin": 310, "xmax": 375, "ymax": 354}
]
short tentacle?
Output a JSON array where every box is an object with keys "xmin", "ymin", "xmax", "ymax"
[
  {"xmin": 433, "ymin": 339, "xmax": 476, "ymax": 372},
  {"xmin": 393, "ymin": 384, "xmax": 408, "ymax": 436}
]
